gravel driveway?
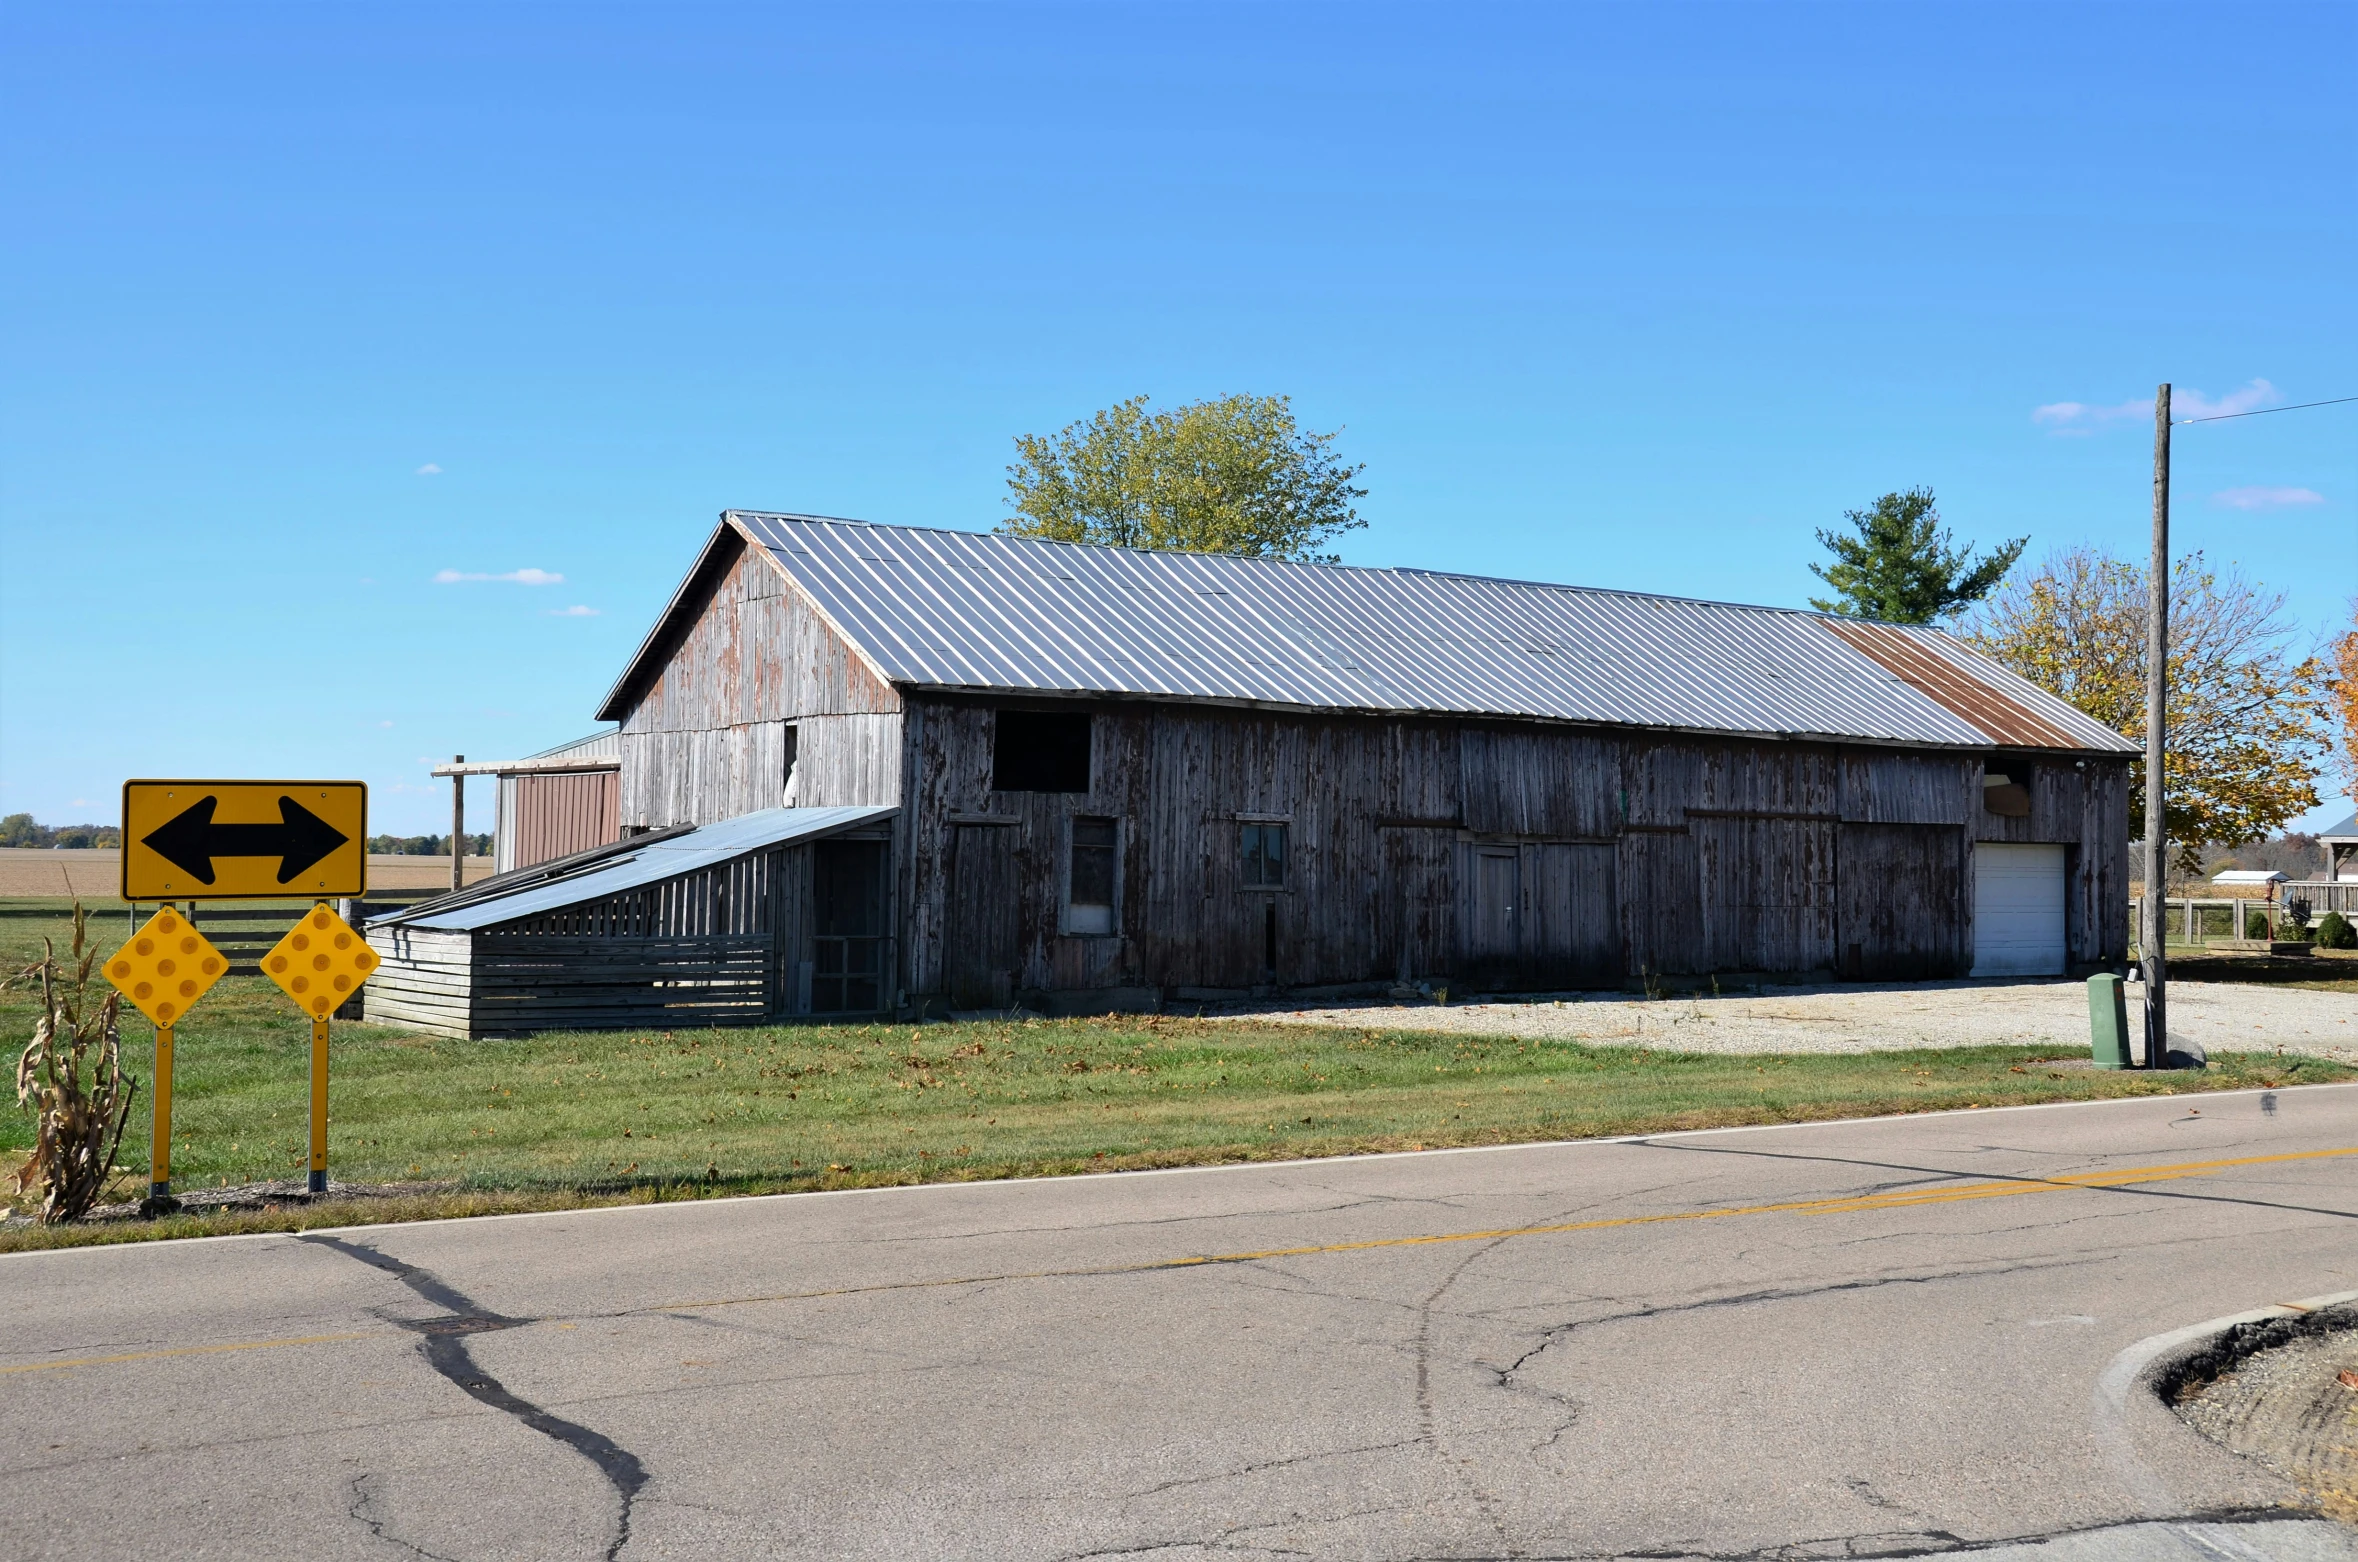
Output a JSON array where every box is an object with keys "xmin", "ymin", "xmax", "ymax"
[{"xmin": 1222, "ymin": 978, "xmax": 2358, "ymax": 1063}]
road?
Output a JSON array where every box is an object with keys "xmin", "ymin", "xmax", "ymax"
[{"xmin": 8, "ymin": 1087, "xmax": 2358, "ymax": 1561}]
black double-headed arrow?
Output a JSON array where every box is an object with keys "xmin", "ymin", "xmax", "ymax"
[{"xmin": 142, "ymin": 794, "xmax": 350, "ymax": 885}]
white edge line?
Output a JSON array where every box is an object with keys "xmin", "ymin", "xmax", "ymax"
[{"xmin": 10, "ymin": 1080, "xmax": 2358, "ymax": 1262}]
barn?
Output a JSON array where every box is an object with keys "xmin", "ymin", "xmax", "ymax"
[{"xmin": 366, "ymin": 510, "xmax": 2136, "ymax": 1035}]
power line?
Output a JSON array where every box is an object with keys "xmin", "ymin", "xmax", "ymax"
[{"xmin": 2174, "ymin": 394, "xmax": 2358, "ymax": 425}]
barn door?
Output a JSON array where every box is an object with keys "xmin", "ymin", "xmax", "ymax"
[
  {"xmin": 947, "ymin": 824, "xmax": 1020, "ymax": 1008},
  {"xmin": 1463, "ymin": 846, "xmax": 1521, "ymax": 984},
  {"xmin": 1527, "ymin": 842, "xmax": 1620, "ymax": 988},
  {"xmin": 812, "ymin": 839, "xmax": 888, "ymax": 1014}
]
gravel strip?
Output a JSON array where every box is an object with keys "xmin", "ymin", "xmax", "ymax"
[{"xmin": 1210, "ymin": 979, "xmax": 2358, "ymax": 1061}]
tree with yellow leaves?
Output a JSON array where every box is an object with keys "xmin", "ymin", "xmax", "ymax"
[
  {"xmin": 1959, "ymin": 547, "xmax": 2331, "ymax": 873},
  {"xmin": 2329, "ymin": 598, "xmax": 2358, "ymax": 802}
]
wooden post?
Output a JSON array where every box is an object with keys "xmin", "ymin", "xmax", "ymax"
[
  {"xmin": 2143, "ymin": 383, "xmax": 2170, "ymax": 1066},
  {"xmin": 450, "ymin": 753, "xmax": 465, "ymax": 893}
]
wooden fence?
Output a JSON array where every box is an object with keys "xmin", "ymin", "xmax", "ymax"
[{"xmin": 2133, "ymin": 881, "xmax": 2358, "ymax": 943}]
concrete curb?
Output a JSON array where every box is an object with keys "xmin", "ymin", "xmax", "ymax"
[{"xmin": 2093, "ymin": 1288, "xmax": 2358, "ymax": 1515}]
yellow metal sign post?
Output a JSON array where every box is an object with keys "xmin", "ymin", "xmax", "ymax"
[
  {"xmin": 121, "ymin": 780, "xmax": 367, "ymax": 901},
  {"xmin": 103, "ymin": 907, "xmax": 230, "ymax": 1202},
  {"xmin": 262, "ymin": 904, "xmax": 379, "ymax": 1193}
]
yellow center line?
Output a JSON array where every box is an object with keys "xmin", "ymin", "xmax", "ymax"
[
  {"xmin": 655, "ymin": 1144, "xmax": 2358, "ymax": 1311},
  {"xmin": 23, "ymin": 1147, "xmax": 2358, "ymax": 1364},
  {"xmin": 0, "ymin": 1331, "xmax": 375, "ymax": 1378}
]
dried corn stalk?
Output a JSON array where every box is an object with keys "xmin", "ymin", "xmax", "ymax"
[{"xmin": 8, "ymin": 904, "xmax": 137, "ymax": 1223}]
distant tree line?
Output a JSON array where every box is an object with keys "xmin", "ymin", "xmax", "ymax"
[
  {"xmin": 1, "ymin": 814, "xmax": 122, "ymax": 849},
  {"xmin": 368, "ymin": 833, "xmax": 493, "ymax": 856}
]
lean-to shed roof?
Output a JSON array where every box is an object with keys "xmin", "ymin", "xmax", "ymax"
[
  {"xmin": 375, "ymin": 806, "xmax": 897, "ymax": 932},
  {"xmin": 601, "ymin": 513, "xmax": 2136, "ymax": 755}
]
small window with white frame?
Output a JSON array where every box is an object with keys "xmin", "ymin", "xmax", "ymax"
[
  {"xmin": 1241, "ymin": 822, "xmax": 1288, "ymax": 889},
  {"xmin": 1066, "ymin": 816, "xmax": 1119, "ymax": 935}
]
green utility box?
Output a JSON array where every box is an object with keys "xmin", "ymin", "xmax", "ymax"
[{"xmin": 2087, "ymin": 973, "xmax": 2131, "ymax": 1069}]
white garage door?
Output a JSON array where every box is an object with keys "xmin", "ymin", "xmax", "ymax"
[{"xmin": 1973, "ymin": 844, "xmax": 2066, "ymax": 977}]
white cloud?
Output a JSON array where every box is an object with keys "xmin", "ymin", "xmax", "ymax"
[
  {"xmin": 547, "ymin": 604, "xmax": 600, "ymax": 617},
  {"xmin": 2176, "ymin": 379, "xmax": 2279, "ymax": 421},
  {"xmin": 2032, "ymin": 396, "xmax": 2150, "ymax": 431},
  {"xmin": 2030, "ymin": 379, "xmax": 2281, "ymax": 433},
  {"xmin": 433, "ymin": 567, "xmax": 564, "ymax": 585},
  {"xmin": 70, "ymin": 799, "xmax": 93, "ymax": 808},
  {"xmin": 2037, "ymin": 398, "xmax": 2150, "ymax": 429},
  {"xmin": 415, "ymin": 463, "xmax": 442, "ymax": 476},
  {"xmin": 379, "ymin": 719, "xmax": 395, "ymax": 728},
  {"xmin": 2213, "ymin": 485, "xmax": 2325, "ymax": 510}
]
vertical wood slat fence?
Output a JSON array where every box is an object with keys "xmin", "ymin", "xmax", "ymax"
[{"xmin": 363, "ymin": 817, "xmax": 896, "ymax": 1038}]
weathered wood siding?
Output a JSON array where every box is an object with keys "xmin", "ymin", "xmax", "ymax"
[
  {"xmin": 899, "ymin": 694, "xmax": 2131, "ymax": 1002},
  {"xmin": 363, "ymin": 829, "xmax": 892, "ymax": 1037},
  {"xmin": 615, "ymin": 532, "xmax": 903, "ymax": 829}
]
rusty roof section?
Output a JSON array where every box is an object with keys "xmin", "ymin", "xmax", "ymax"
[{"xmin": 1818, "ymin": 619, "xmax": 2097, "ymax": 750}]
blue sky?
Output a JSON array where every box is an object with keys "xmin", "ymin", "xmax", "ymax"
[{"xmin": 4, "ymin": 2, "xmax": 2352, "ymax": 835}]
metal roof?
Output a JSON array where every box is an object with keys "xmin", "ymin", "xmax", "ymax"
[
  {"xmin": 377, "ymin": 806, "xmax": 897, "ymax": 931},
  {"xmin": 2319, "ymin": 814, "xmax": 2358, "ymax": 841},
  {"xmin": 530, "ymin": 729, "xmax": 621, "ymax": 761},
  {"xmin": 713, "ymin": 513, "xmax": 2134, "ymax": 754}
]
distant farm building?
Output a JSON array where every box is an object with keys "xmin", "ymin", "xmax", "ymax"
[
  {"xmin": 433, "ymin": 731, "xmax": 622, "ymax": 874},
  {"xmin": 368, "ymin": 511, "xmax": 2137, "ymax": 1035}
]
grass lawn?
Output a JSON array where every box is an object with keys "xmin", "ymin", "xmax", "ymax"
[
  {"xmin": 2169, "ymin": 946, "xmax": 2358, "ymax": 995},
  {"xmin": 4, "ymin": 902, "xmax": 2351, "ymax": 1252}
]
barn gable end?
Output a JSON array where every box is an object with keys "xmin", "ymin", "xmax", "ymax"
[{"xmin": 600, "ymin": 524, "xmax": 905, "ymax": 829}]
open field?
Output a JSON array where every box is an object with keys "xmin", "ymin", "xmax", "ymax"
[
  {"xmin": 5, "ymin": 906, "xmax": 2352, "ymax": 1252},
  {"xmin": 0, "ymin": 850, "xmax": 493, "ymax": 899}
]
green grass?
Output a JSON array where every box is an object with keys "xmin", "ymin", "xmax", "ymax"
[
  {"xmin": 2167, "ymin": 946, "xmax": 2358, "ymax": 995},
  {"xmin": 4, "ymin": 904, "xmax": 2352, "ymax": 1252}
]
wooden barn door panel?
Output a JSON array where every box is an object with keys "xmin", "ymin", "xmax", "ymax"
[
  {"xmin": 946, "ymin": 824, "xmax": 1019, "ymax": 1008},
  {"xmin": 1838, "ymin": 824, "xmax": 1966, "ymax": 979},
  {"xmin": 1379, "ymin": 828, "xmax": 1455, "ymax": 985},
  {"xmin": 1528, "ymin": 842, "xmax": 1619, "ymax": 987},
  {"xmin": 1462, "ymin": 847, "xmax": 1521, "ymax": 985},
  {"xmin": 1695, "ymin": 818, "xmax": 1836, "ymax": 975},
  {"xmin": 1620, "ymin": 830, "xmax": 1702, "ymax": 977}
]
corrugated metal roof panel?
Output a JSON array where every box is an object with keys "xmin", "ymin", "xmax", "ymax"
[
  {"xmin": 529, "ymin": 729, "xmax": 622, "ymax": 761},
  {"xmin": 732, "ymin": 513, "xmax": 2138, "ymax": 754},
  {"xmin": 381, "ymin": 805, "xmax": 897, "ymax": 931}
]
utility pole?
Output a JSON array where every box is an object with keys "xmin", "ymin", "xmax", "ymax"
[
  {"xmin": 450, "ymin": 755, "xmax": 464, "ymax": 891},
  {"xmin": 2143, "ymin": 386, "xmax": 2169, "ymax": 1068}
]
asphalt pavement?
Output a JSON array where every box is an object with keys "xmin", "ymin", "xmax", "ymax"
[{"xmin": 9, "ymin": 1086, "xmax": 2358, "ymax": 1561}]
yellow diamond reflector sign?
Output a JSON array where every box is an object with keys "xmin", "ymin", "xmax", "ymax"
[
  {"xmin": 263, "ymin": 904, "xmax": 379, "ymax": 1018},
  {"xmin": 104, "ymin": 907, "xmax": 230, "ymax": 1028}
]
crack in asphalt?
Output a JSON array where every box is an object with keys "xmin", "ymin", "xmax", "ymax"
[
  {"xmin": 1487, "ymin": 1255, "xmax": 2101, "ymax": 1385},
  {"xmin": 298, "ymin": 1235, "xmax": 647, "ymax": 1562},
  {"xmin": 348, "ymin": 1472, "xmax": 466, "ymax": 1562},
  {"xmin": 1125, "ymin": 1438, "xmax": 1425, "ymax": 1500}
]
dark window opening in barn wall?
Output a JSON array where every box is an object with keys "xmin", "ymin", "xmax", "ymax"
[
  {"xmin": 813, "ymin": 839, "xmax": 888, "ymax": 1012},
  {"xmin": 994, "ymin": 710, "xmax": 1091, "ymax": 792},
  {"xmin": 781, "ymin": 723, "xmax": 800, "ymax": 804},
  {"xmin": 1241, "ymin": 823, "xmax": 1288, "ymax": 888},
  {"xmin": 1982, "ymin": 762, "xmax": 2032, "ymax": 818},
  {"xmin": 1067, "ymin": 817, "xmax": 1119, "ymax": 935}
]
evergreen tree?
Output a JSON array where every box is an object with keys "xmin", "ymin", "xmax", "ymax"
[{"xmin": 1810, "ymin": 487, "xmax": 2025, "ymax": 624}]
